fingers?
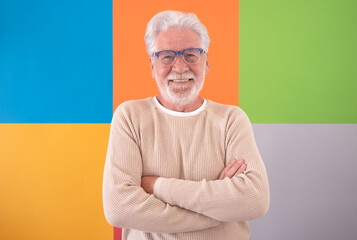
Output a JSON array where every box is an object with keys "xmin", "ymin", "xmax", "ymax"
[
  {"xmin": 225, "ymin": 159, "xmax": 243, "ymax": 178},
  {"xmin": 235, "ymin": 162, "xmax": 247, "ymax": 177},
  {"xmin": 219, "ymin": 159, "xmax": 247, "ymax": 180},
  {"xmin": 219, "ymin": 160, "xmax": 235, "ymax": 179}
]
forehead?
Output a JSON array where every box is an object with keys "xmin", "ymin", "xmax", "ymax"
[{"xmin": 155, "ymin": 28, "xmax": 201, "ymax": 51}]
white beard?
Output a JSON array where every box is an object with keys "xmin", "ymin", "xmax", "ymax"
[{"xmin": 155, "ymin": 70, "xmax": 204, "ymax": 106}]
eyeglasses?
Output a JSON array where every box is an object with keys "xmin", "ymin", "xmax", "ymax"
[{"xmin": 153, "ymin": 48, "xmax": 205, "ymax": 66}]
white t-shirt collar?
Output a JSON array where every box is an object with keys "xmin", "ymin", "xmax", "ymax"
[{"xmin": 153, "ymin": 96, "xmax": 207, "ymax": 117}]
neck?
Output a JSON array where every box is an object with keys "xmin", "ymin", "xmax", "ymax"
[{"xmin": 156, "ymin": 95, "xmax": 204, "ymax": 112}]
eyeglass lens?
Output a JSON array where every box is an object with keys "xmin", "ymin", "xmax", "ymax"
[{"xmin": 158, "ymin": 49, "xmax": 201, "ymax": 65}]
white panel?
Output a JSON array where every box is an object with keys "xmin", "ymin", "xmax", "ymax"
[{"xmin": 249, "ymin": 124, "xmax": 357, "ymax": 240}]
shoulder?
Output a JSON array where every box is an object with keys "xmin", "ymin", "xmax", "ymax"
[
  {"xmin": 116, "ymin": 98, "xmax": 152, "ymax": 112},
  {"xmin": 206, "ymin": 101, "xmax": 254, "ymax": 141},
  {"xmin": 112, "ymin": 97, "xmax": 155, "ymax": 124},
  {"xmin": 114, "ymin": 98, "xmax": 153, "ymax": 116},
  {"xmin": 206, "ymin": 100, "xmax": 250, "ymax": 123}
]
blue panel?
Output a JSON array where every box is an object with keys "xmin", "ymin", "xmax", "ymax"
[{"xmin": 0, "ymin": 0, "xmax": 112, "ymax": 123}]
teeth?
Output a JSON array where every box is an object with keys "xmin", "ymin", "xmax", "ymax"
[
  {"xmin": 170, "ymin": 79, "xmax": 194, "ymax": 82},
  {"xmin": 172, "ymin": 79, "xmax": 189, "ymax": 82}
]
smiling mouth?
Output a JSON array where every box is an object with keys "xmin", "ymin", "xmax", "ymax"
[{"xmin": 170, "ymin": 78, "xmax": 194, "ymax": 82}]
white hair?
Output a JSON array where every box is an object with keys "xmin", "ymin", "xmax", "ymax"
[{"xmin": 144, "ymin": 10, "xmax": 210, "ymax": 56}]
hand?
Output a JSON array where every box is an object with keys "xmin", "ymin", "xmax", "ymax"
[
  {"xmin": 141, "ymin": 176, "xmax": 159, "ymax": 194},
  {"xmin": 218, "ymin": 159, "xmax": 247, "ymax": 180}
]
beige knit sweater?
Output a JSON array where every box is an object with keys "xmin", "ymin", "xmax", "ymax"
[{"xmin": 103, "ymin": 97, "xmax": 269, "ymax": 240}]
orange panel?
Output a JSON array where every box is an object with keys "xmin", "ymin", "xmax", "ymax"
[
  {"xmin": 113, "ymin": 0, "xmax": 239, "ymax": 110},
  {"xmin": 113, "ymin": 2, "xmax": 239, "ymax": 239}
]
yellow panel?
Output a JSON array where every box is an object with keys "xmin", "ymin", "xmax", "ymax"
[{"xmin": 0, "ymin": 124, "xmax": 112, "ymax": 240}]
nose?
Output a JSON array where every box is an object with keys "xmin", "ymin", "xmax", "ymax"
[{"xmin": 172, "ymin": 54, "xmax": 189, "ymax": 73}]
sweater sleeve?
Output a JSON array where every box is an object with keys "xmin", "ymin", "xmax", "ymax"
[
  {"xmin": 102, "ymin": 106, "xmax": 220, "ymax": 233},
  {"xmin": 153, "ymin": 108, "xmax": 270, "ymax": 222}
]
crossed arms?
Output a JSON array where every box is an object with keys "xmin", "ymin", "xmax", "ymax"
[
  {"xmin": 102, "ymin": 106, "xmax": 270, "ymax": 233},
  {"xmin": 141, "ymin": 158, "xmax": 247, "ymax": 194}
]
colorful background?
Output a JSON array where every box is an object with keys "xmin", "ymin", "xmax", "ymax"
[{"xmin": 1, "ymin": 1, "xmax": 357, "ymax": 240}]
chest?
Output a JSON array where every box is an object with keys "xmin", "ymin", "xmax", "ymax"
[{"xmin": 138, "ymin": 117, "xmax": 227, "ymax": 181}]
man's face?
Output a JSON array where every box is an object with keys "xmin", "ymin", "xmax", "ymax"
[{"xmin": 150, "ymin": 28, "xmax": 209, "ymax": 106}]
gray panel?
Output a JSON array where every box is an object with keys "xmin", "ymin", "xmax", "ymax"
[{"xmin": 249, "ymin": 124, "xmax": 357, "ymax": 240}]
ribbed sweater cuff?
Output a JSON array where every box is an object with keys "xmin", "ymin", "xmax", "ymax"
[{"xmin": 153, "ymin": 177, "xmax": 164, "ymax": 196}]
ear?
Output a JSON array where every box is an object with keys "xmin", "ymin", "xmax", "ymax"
[
  {"xmin": 205, "ymin": 54, "xmax": 210, "ymax": 76},
  {"xmin": 150, "ymin": 57, "xmax": 156, "ymax": 79}
]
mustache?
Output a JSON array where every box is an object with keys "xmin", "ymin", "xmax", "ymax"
[{"xmin": 166, "ymin": 71, "xmax": 196, "ymax": 81}]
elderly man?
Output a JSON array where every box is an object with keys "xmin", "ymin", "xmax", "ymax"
[{"xmin": 103, "ymin": 10, "xmax": 269, "ymax": 240}]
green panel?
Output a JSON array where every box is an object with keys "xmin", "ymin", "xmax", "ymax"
[{"xmin": 239, "ymin": 0, "xmax": 357, "ymax": 123}]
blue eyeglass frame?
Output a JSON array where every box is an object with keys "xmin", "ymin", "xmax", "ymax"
[{"xmin": 153, "ymin": 48, "xmax": 205, "ymax": 65}]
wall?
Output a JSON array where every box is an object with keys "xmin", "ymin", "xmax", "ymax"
[
  {"xmin": 0, "ymin": 0, "xmax": 113, "ymax": 239},
  {"xmin": 240, "ymin": 1, "xmax": 357, "ymax": 239},
  {"xmin": 1, "ymin": 1, "xmax": 357, "ymax": 240}
]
